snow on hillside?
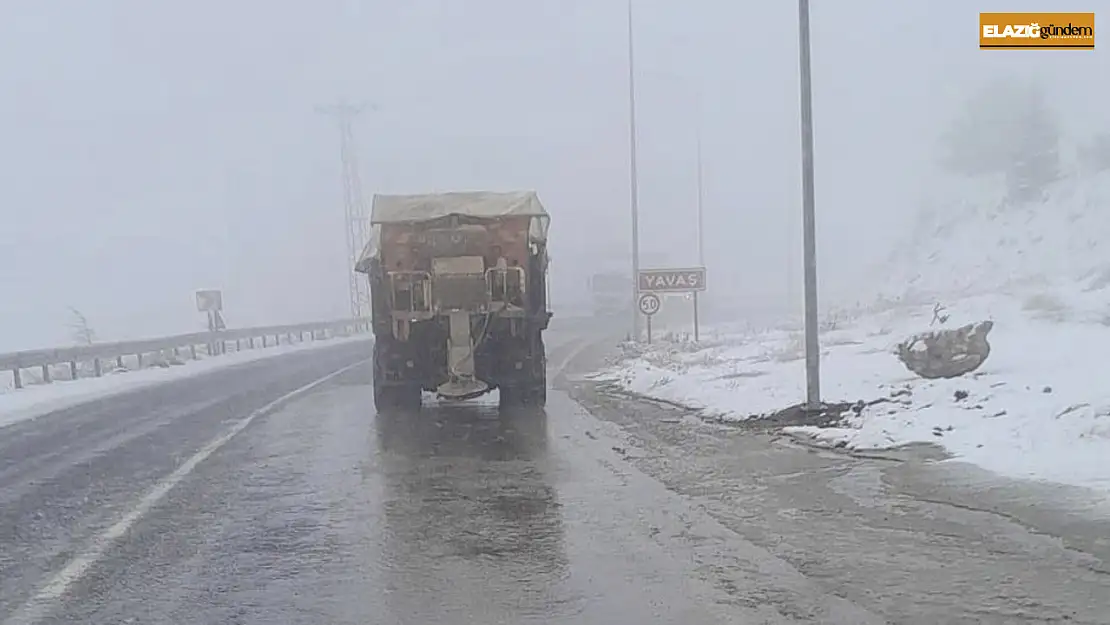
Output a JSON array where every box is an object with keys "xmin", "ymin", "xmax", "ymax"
[
  {"xmin": 589, "ymin": 170, "xmax": 1110, "ymax": 495},
  {"xmin": 880, "ymin": 170, "xmax": 1110, "ymax": 310}
]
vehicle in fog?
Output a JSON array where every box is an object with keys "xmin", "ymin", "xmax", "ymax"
[
  {"xmin": 584, "ymin": 250, "xmax": 678, "ymax": 319},
  {"xmin": 355, "ymin": 191, "xmax": 552, "ymax": 410},
  {"xmin": 587, "ymin": 271, "xmax": 631, "ymax": 318}
]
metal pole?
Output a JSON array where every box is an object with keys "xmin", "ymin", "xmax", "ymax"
[
  {"xmin": 694, "ymin": 105, "xmax": 704, "ymax": 343},
  {"xmin": 798, "ymin": 0, "xmax": 821, "ymax": 410},
  {"xmin": 695, "ymin": 103, "xmax": 705, "ymax": 268},
  {"xmin": 692, "ymin": 293, "xmax": 700, "ymax": 342},
  {"xmin": 627, "ymin": 0, "xmax": 642, "ymax": 341}
]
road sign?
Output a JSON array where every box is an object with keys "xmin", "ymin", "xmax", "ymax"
[
  {"xmin": 637, "ymin": 267, "xmax": 706, "ymax": 293},
  {"xmin": 638, "ymin": 292, "xmax": 661, "ymax": 316},
  {"xmin": 195, "ymin": 289, "xmax": 223, "ymax": 312}
]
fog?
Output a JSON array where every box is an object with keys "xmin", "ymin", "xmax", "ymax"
[{"xmin": 1, "ymin": 1, "xmax": 1105, "ymax": 351}]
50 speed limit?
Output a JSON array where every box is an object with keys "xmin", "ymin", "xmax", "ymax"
[{"xmin": 638, "ymin": 292, "xmax": 661, "ymax": 316}]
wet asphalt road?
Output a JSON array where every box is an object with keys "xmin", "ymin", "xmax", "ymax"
[
  {"xmin": 0, "ymin": 327, "xmax": 793, "ymax": 624},
  {"xmin": 3, "ymin": 324, "xmax": 1110, "ymax": 623}
]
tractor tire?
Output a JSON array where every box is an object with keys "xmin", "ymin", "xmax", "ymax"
[
  {"xmin": 498, "ymin": 334, "xmax": 547, "ymax": 409},
  {"xmin": 373, "ymin": 341, "xmax": 422, "ymax": 412}
]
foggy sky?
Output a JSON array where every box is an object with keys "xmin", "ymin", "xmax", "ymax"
[{"xmin": 1, "ymin": 0, "xmax": 1105, "ymax": 351}]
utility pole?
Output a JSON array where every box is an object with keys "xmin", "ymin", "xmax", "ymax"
[
  {"xmin": 627, "ymin": 0, "xmax": 643, "ymax": 341},
  {"xmin": 797, "ymin": 0, "xmax": 821, "ymax": 410},
  {"xmin": 694, "ymin": 98, "xmax": 704, "ymax": 343},
  {"xmin": 317, "ymin": 101, "xmax": 373, "ymax": 319},
  {"xmin": 695, "ymin": 102, "xmax": 705, "ymax": 267}
]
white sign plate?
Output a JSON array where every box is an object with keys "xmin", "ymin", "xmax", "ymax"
[
  {"xmin": 637, "ymin": 267, "xmax": 707, "ymax": 293},
  {"xmin": 196, "ymin": 289, "xmax": 223, "ymax": 312}
]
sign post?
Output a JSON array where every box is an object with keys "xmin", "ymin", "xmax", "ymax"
[
  {"xmin": 692, "ymin": 292, "xmax": 700, "ymax": 342},
  {"xmin": 637, "ymin": 292, "xmax": 661, "ymax": 343},
  {"xmin": 637, "ymin": 267, "xmax": 706, "ymax": 341},
  {"xmin": 195, "ymin": 289, "xmax": 225, "ymax": 356}
]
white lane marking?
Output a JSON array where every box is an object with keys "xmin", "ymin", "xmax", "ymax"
[
  {"xmin": 546, "ymin": 333, "xmax": 599, "ymax": 381},
  {"xmin": 4, "ymin": 358, "xmax": 370, "ymax": 625},
  {"xmin": 552, "ymin": 335, "xmax": 597, "ymax": 378}
]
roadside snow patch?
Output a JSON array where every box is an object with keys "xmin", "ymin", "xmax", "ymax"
[
  {"xmin": 590, "ymin": 294, "xmax": 1110, "ymax": 494},
  {"xmin": 0, "ymin": 335, "xmax": 371, "ymax": 429}
]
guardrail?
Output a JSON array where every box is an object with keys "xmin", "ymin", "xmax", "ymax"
[{"xmin": 1, "ymin": 318, "xmax": 371, "ymax": 390}]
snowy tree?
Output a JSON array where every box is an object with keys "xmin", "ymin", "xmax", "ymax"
[
  {"xmin": 1078, "ymin": 133, "xmax": 1110, "ymax": 174},
  {"xmin": 67, "ymin": 307, "xmax": 96, "ymax": 346},
  {"xmin": 939, "ymin": 78, "xmax": 1059, "ymax": 203}
]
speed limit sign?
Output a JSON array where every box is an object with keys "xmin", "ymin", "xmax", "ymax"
[{"xmin": 638, "ymin": 292, "xmax": 661, "ymax": 316}]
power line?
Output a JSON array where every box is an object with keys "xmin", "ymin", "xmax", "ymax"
[{"xmin": 317, "ymin": 101, "xmax": 374, "ymax": 318}]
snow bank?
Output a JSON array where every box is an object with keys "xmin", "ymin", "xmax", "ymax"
[
  {"xmin": 590, "ymin": 170, "xmax": 1110, "ymax": 494},
  {"xmin": 590, "ymin": 294, "xmax": 1110, "ymax": 492},
  {"xmin": 0, "ymin": 335, "xmax": 371, "ymax": 430}
]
